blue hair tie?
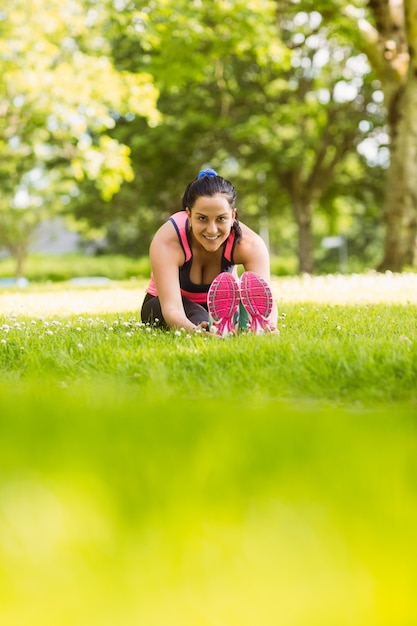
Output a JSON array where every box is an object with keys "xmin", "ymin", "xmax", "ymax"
[{"xmin": 198, "ymin": 168, "xmax": 218, "ymax": 179}]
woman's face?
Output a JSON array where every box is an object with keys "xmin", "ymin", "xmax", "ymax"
[{"xmin": 186, "ymin": 194, "xmax": 236, "ymax": 252}]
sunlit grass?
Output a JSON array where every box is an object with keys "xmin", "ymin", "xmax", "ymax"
[
  {"xmin": 273, "ymin": 270, "xmax": 417, "ymax": 304},
  {"xmin": 0, "ymin": 271, "xmax": 417, "ymax": 319},
  {"xmin": 0, "ymin": 279, "xmax": 142, "ymax": 316},
  {"xmin": 0, "ymin": 299, "xmax": 416, "ymax": 404}
]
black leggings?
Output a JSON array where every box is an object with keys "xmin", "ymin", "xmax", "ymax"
[{"xmin": 141, "ymin": 293, "xmax": 209, "ymax": 327}]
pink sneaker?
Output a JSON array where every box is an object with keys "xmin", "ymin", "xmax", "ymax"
[
  {"xmin": 207, "ymin": 272, "xmax": 240, "ymax": 337},
  {"xmin": 240, "ymin": 272, "xmax": 273, "ymax": 334}
]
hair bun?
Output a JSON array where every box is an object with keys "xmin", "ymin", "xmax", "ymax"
[{"xmin": 197, "ymin": 168, "xmax": 218, "ymax": 179}]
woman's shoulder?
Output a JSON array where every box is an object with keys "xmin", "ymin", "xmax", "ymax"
[
  {"xmin": 233, "ymin": 221, "xmax": 269, "ymax": 262},
  {"xmin": 169, "ymin": 211, "xmax": 188, "ymax": 227},
  {"xmin": 150, "ymin": 213, "xmax": 188, "ymax": 265},
  {"xmin": 152, "ymin": 212, "xmax": 187, "ymax": 240},
  {"xmin": 238, "ymin": 222, "xmax": 266, "ymax": 246}
]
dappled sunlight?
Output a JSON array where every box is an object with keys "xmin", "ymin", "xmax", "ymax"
[
  {"xmin": 0, "ymin": 284, "xmax": 144, "ymax": 317},
  {"xmin": 273, "ymin": 271, "xmax": 417, "ymax": 304}
]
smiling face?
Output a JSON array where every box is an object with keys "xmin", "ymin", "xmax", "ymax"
[{"xmin": 186, "ymin": 194, "xmax": 236, "ymax": 252}]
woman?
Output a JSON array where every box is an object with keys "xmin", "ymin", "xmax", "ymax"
[{"xmin": 141, "ymin": 168, "xmax": 278, "ymax": 335}]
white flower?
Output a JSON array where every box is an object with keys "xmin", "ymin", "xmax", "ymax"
[
  {"xmin": 399, "ymin": 335, "xmax": 412, "ymax": 344},
  {"xmin": 77, "ymin": 343, "xmax": 83, "ymax": 349}
]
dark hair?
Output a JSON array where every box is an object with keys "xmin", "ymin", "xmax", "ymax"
[{"xmin": 182, "ymin": 169, "xmax": 242, "ymax": 243}]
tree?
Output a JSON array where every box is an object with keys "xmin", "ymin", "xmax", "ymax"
[
  {"xmin": 70, "ymin": 0, "xmax": 292, "ymax": 253},
  {"xmin": 0, "ymin": 0, "xmax": 159, "ymax": 276},
  {"xmin": 356, "ymin": 0, "xmax": 417, "ymax": 269},
  {"xmin": 294, "ymin": 0, "xmax": 417, "ymax": 270},
  {"xmin": 2, "ymin": 0, "xmax": 391, "ymax": 276},
  {"xmin": 73, "ymin": 0, "xmax": 384, "ymax": 275}
]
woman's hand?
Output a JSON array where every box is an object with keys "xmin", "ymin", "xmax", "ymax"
[{"xmin": 193, "ymin": 321, "xmax": 220, "ymax": 337}]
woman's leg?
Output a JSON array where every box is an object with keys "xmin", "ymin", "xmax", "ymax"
[
  {"xmin": 141, "ymin": 293, "xmax": 165, "ymax": 325},
  {"xmin": 182, "ymin": 298, "xmax": 209, "ymax": 326},
  {"xmin": 141, "ymin": 294, "xmax": 209, "ymax": 327}
]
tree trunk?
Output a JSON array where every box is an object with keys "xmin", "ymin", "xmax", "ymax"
[
  {"xmin": 364, "ymin": 0, "xmax": 417, "ymax": 270},
  {"xmin": 378, "ymin": 69, "xmax": 417, "ymax": 270},
  {"xmin": 293, "ymin": 201, "xmax": 314, "ymax": 274},
  {"xmin": 15, "ymin": 246, "xmax": 25, "ymax": 279},
  {"xmin": 8, "ymin": 241, "xmax": 28, "ymax": 279}
]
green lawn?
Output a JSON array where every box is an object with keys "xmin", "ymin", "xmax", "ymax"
[
  {"xmin": 0, "ymin": 276, "xmax": 416, "ymax": 625},
  {"xmin": 1, "ymin": 298, "xmax": 416, "ymax": 404}
]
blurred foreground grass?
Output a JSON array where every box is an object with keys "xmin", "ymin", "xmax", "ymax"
[{"xmin": 1, "ymin": 382, "xmax": 416, "ymax": 626}]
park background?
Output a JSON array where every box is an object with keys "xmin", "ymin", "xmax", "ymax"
[{"xmin": 1, "ymin": 1, "xmax": 417, "ymax": 625}]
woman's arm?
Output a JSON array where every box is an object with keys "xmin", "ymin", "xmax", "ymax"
[{"xmin": 149, "ymin": 222, "xmax": 200, "ymax": 331}]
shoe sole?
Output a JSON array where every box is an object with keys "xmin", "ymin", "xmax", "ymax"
[
  {"xmin": 207, "ymin": 272, "xmax": 240, "ymax": 337},
  {"xmin": 240, "ymin": 272, "xmax": 273, "ymax": 334}
]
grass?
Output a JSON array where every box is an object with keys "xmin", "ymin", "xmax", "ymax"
[
  {"xmin": 0, "ymin": 252, "xmax": 298, "ymax": 283},
  {"xmin": 0, "ymin": 280, "xmax": 416, "ymax": 404},
  {"xmin": 0, "ymin": 308, "xmax": 416, "ymax": 403},
  {"xmin": 0, "ymin": 253, "xmax": 151, "ymax": 282},
  {"xmin": 1, "ymin": 273, "xmax": 417, "ymax": 625}
]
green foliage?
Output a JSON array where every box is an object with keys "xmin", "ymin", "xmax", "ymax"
[
  {"xmin": 0, "ymin": 0, "xmax": 159, "ymax": 272},
  {"xmin": 1, "ymin": 0, "xmax": 414, "ymax": 274},
  {"xmin": 74, "ymin": 0, "xmax": 387, "ymax": 272},
  {"xmin": 270, "ymin": 254, "xmax": 299, "ymax": 276},
  {"xmin": 72, "ymin": 0, "xmax": 293, "ymax": 250}
]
